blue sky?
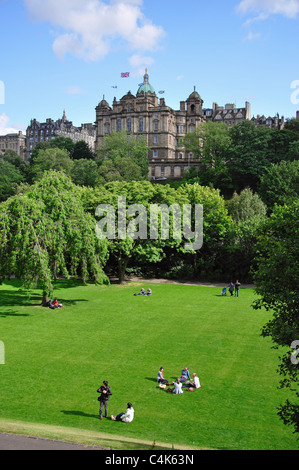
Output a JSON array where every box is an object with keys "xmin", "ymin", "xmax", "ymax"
[{"xmin": 0, "ymin": 0, "xmax": 299, "ymax": 134}]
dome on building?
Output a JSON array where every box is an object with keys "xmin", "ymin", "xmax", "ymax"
[
  {"xmin": 137, "ymin": 69, "xmax": 155, "ymax": 94},
  {"xmin": 187, "ymin": 87, "xmax": 202, "ymax": 101},
  {"xmin": 98, "ymin": 95, "xmax": 110, "ymax": 108}
]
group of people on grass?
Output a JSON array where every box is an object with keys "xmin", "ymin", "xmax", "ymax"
[
  {"xmin": 97, "ymin": 380, "xmax": 134, "ymax": 423},
  {"xmin": 134, "ymin": 287, "xmax": 152, "ymax": 296},
  {"xmin": 157, "ymin": 366, "xmax": 201, "ymax": 394},
  {"xmin": 45, "ymin": 298, "xmax": 63, "ymax": 309},
  {"xmin": 96, "ymin": 366, "xmax": 201, "ymax": 422},
  {"xmin": 222, "ymin": 280, "xmax": 241, "ymax": 297}
]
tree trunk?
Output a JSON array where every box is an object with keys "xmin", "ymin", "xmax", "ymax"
[
  {"xmin": 118, "ymin": 255, "xmax": 129, "ymax": 284},
  {"xmin": 42, "ymin": 291, "xmax": 50, "ymax": 306}
]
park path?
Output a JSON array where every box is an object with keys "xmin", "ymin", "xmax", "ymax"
[
  {"xmin": 0, "ymin": 432, "xmax": 110, "ymax": 450},
  {"xmin": 125, "ymin": 276, "xmax": 254, "ymax": 289}
]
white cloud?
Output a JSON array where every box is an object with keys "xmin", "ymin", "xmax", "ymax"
[
  {"xmin": 66, "ymin": 85, "xmax": 85, "ymax": 95},
  {"xmin": 24, "ymin": 0, "xmax": 165, "ymax": 61},
  {"xmin": 129, "ymin": 53, "xmax": 154, "ymax": 77},
  {"xmin": 0, "ymin": 113, "xmax": 24, "ymax": 135},
  {"xmin": 243, "ymin": 31, "xmax": 261, "ymax": 41},
  {"xmin": 237, "ymin": 0, "xmax": 299, "ymax": 18}
]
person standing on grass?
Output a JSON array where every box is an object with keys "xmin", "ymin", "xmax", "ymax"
[
  {"xmin": 234, "ymin": 280, "xmax": 241, "ymax": 297},
  {"xmin": 228, "ymin": 282, "xmax": 234, "ymax": 296},
  {"xmin": 97, "ymin": 380, "xmax": 112, "ymax": 420}
]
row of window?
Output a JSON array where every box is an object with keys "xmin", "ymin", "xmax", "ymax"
[{"xmin": 104, "ymin": 120, "xmax": 193, "ymax": 135}]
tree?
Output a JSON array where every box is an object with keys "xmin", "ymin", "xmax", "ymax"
[
  {"xmin": 31, "ymin": 148, "xmax": 74, "ymax": 181},
  {"xmin": 81, "ymin": 181, "xmax": 187, "ymax": 283},
  {"xmin": 71, "ymin": 159, "xmax": 99, "ymax": 187},
  {"xmin": 227, "ymin": 120, "xmax": 273, "ymax": 192},
  {"xmin": 176, "ymin": 183, "xmax": 234, "ymax": 279},
  {"xmin": 0, "ymin": 159, "xmax": 24, "ymax": 202},
  {"xmin": 258, "ymin": 160, "xmax": 299, "ymax": 212},
  {"xmin": 252, "ymin": 201, "xmax": 299, "ymax": 433},
  {"xmin": 97, "ymin": 130, "xmax": 149, "ymax": 183},
  {"xmin": 72, "ymin": 140, "xmax": 95, "ymax": 160},
  {"xmin": 184, "ymin": 122, "xmax": 233, "ymax": 195},
  {"xmin": 0, "ymin": 171, "xmax": 109, "ymax": 304},
  {"xmin": 226, "ymin": 188, "xmax": 267, "ymax": 280}
]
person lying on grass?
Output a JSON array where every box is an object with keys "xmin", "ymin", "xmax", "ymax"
[{"xmin": 111, "ymin": 403, "xmax": 134, "ymax": 422}]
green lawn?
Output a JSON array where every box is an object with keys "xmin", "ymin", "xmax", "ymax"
[{"xmin": 0, "ymin": 279, "xmax": 296, "ymax": 450}]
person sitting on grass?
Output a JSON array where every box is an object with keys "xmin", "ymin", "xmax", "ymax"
[
  {"xmin": 52, "ymin": 299, "xmax": 62, "ymax": 308},
  {"xmin": 184, "ymin": 372, "xmax": 201, "ymax": 389},
  {"xmin": 146, "ymin": 288, "xmax": 152, "ymax": 296},
  {"xmin": 173, "ymin": 377, "xmax": 183, "ymax": 394},
  {"xmin": 134, "ymin": 288, "xmax": 146, "ymax": 296},
  {"xmin": 180, "ymin": 367, "xmax": 191, "ymax": 382},
  {"xmin": 157, "ymin": 366, "xmax": 170, "ymax": 385},
  {"xmin": 111, "ymin": 403, "xmax": 134, "ymax": 422}
]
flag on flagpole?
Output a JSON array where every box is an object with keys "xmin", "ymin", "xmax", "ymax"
[{"xmin": 121, "ymin": 72, "xmax": 130, "ymax": 78}]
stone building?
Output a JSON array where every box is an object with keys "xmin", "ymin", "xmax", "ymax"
[
  {"xmin": 251, "ymin": 113, "xmax": 285, "ymax": 129},
  {"xmin": 26, "ymin": 110, "xmax": 96, "ymax": 160},
  {"xmin": 203, "ymin": 101, "xmax": 251, "ymax": 125},
  {"xmin": 0, "ymin": 131, "xmax": 26, "ymax": 159},
  {"xmin": 95, "ymin": 70, "xmax": 206, "ymax": 179}
]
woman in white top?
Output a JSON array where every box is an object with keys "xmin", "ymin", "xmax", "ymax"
[
  {"xmin": 186, "ymin": 373, "xmax": 201, "ymax": 389},
  {"xmin": 111, "ymin": 403, "xmax": 134, "ymax": 423},
  {"xmin": 173, "ymin": 378, "xmax": 183, "ymax": 394}
]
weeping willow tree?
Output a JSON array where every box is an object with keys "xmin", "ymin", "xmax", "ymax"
[{"xmin": 0, "ymin": 171, "xmax": 109, "ymax": 305}]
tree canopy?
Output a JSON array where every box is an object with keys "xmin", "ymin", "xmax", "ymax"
[
  {"xmin": 0, "ymin": 171, "xmax": 109, "ymax": 304},
  {"xmin": 253, "ymin": 201, "xmax": 299, "ymax": 433}
]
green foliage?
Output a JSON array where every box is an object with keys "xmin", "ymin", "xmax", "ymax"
[
  {"xmin": 253, "ymin": 201, "xmax": 299, "ymax": 433},
  {"xmin": 0, "ymin": 159, "xmax": 24, "ymax": 201},
  {"xmin": 258, "ymin": 160, "xmax": 299, "ymax": 211},
  {"xmin": 0, "ymin": 171, "xmax": 109, "ymax": 301},
  {"xmin": 31, "ymin": 148, "xmax": 74, "ymax": 181},
  {"xmin": 226, "ymin": 120, "xmax": 273, "ymax": 192},
  {"xmin": 82, "ymin": 181, "xmax": 185, "ymax": 282},
  {"xmin": 72, "ymin": 140, "xmax": 95, "ymax": 160},
  {"xmin": 71, "ymin": 159, "xmax": 99, "ymax": 187},
  {"xmin": 97, "ymin": 130, "xmax": 149, "ymax": 183}
]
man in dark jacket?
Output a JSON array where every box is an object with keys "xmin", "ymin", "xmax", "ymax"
[{"xmin": 97, "ymin": 380, "xmax": 112, "ymax": 420}]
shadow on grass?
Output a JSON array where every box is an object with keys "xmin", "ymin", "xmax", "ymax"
[
  {"xmin": 61, "ymin": 410, "xmax": 99, "ymax": 420},
  {"xmin": 0, "ymin": 309, "xmax": 30, "ymax": 318},
  {"xmin": 0, "ymin": 289, "xmax": 88, "ymax": 308}
]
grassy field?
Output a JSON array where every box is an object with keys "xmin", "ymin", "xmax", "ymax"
[{"xmin": 0, "ymin": 279, "xmax": 297, "ymax": 450}]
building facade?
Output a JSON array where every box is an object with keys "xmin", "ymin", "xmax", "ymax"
[
  {"xmin": 95, "ymin": 70, "xmax": 207, "ymax": 179},
  {"xmin": 26, "ymin": 110, "xmax": 96, "ymax": 160},
  {"xmin": 251, "ymin": 113, "xmax": 285, "ymax": 129},
  {"xmin": 0, "ymin": 131, "xmax": 26, "ymax": 159},
  {"xmin": 203, "ymin": 101, "xmax": 251, "ymax": 125},
  {"xmin": 95, "ymin": 71, "xmax": 254, "ymax": 179}
]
